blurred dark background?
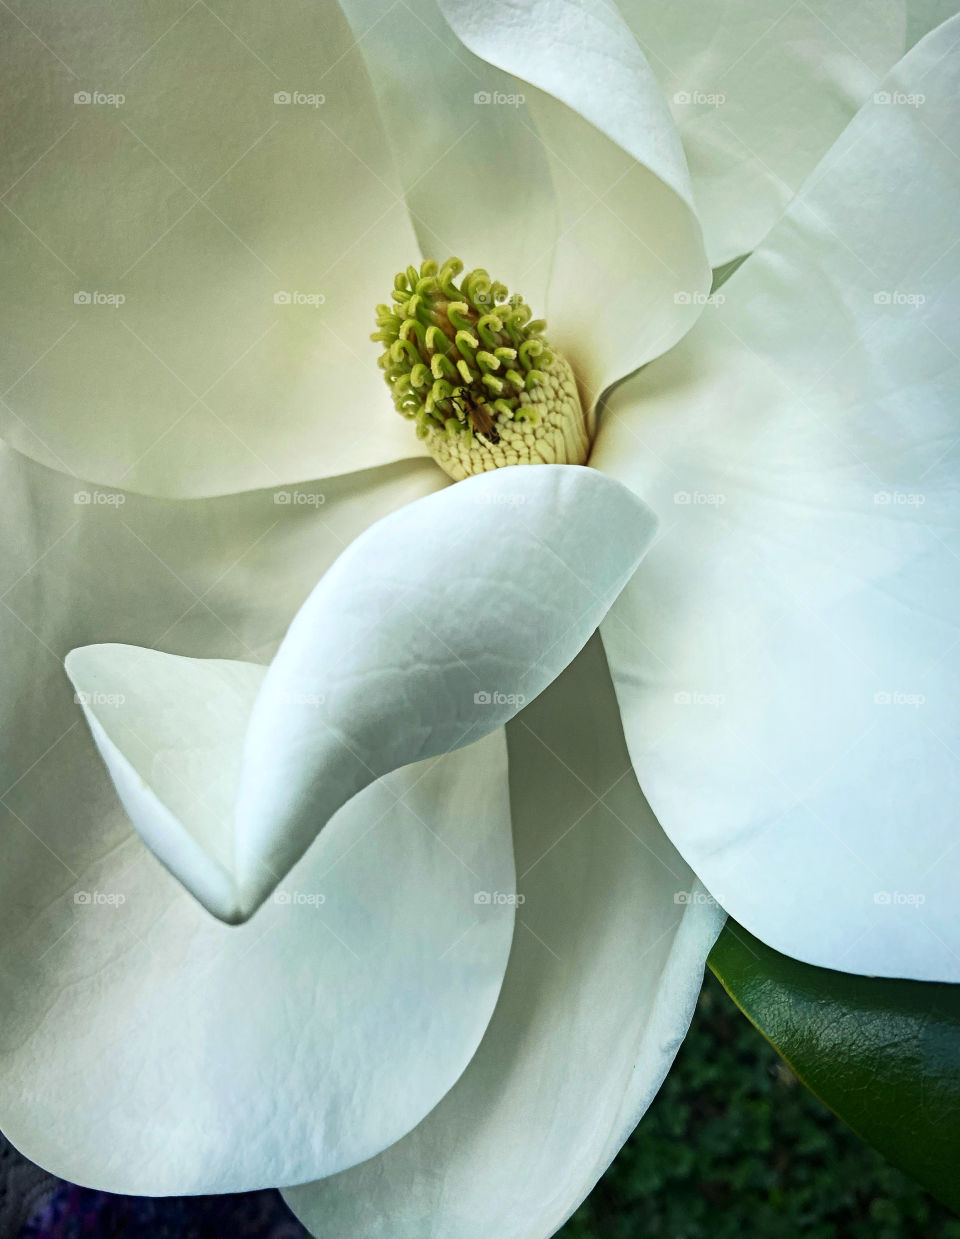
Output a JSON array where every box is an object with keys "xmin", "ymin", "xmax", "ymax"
[{"xmin": 7, "ymin": 974, "xmax": 958, "ymax": 1238}]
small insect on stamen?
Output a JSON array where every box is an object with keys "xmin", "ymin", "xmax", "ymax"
[{"xmin": 451, "ymin": 387, "xmax": 501, "ymax": 445}]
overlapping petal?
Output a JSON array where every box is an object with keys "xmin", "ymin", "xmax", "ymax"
[
  {"xmin": 2, "ymin": 731, "xmax": 515, "ymax": 1196},
  {"xmin": 0, "ymin": 446, "xmax": 520, "ymax": 1192},
  {"xmin": 65, "ymin": 466, "xmax": 656, "ymax": 920},
  {"xmin": 592, "ymin": 16, "xmax": 960, "ymax": 981},
  {"xmin": 3, "ymin": 1, "xmax": 954, "ymax": 1225},
  {"xmin": 1, "ymin": 0, "xmax": 712, "ymax": 499},
  {"xmin": 0, "ymin": 1, "xmax": 427, "ymax": 495},
  {"xmin": 284, "ymin": 637, "xmax": 724, "ymax": 1239},
  {"xmin": 346, "ymin": 0, "xmax": 710, "ymax": 410},
  {"xmin": 614, "ymin": 0, "xmax": 959, "ymax": 263}
]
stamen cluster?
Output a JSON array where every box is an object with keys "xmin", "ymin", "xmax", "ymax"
[{"xmin": 372, "ymin": 257, "xmax": 553, "ymax": 440}]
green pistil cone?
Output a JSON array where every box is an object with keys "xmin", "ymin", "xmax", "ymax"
[{"xmin": 372, "ymin": 257, "xmax": 590, "ymax": 480}]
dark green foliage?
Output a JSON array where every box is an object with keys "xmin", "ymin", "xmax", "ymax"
[{"xmin": 559, "ymin": 976, "xmax": 960, "ymax": 1239}]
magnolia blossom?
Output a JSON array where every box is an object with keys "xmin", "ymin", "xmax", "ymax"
[{"xmin": 0, "ymin": 2, "xmax": 958, "ymax": 1237}]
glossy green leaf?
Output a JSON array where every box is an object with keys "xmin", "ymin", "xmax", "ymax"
[{"xmin": 709, "ymin": 922, "xmax": 960, "ymax": 1213}]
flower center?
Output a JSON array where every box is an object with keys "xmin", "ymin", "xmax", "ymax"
[{"xmin": 373, "ymin": 257, "xmax": 590, "ymax": 479}]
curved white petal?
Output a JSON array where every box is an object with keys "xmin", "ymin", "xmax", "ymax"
[
  {"xmin": 0, "ymin": 1, "xmax": 426, "ymax": 495},
  {"xmin": 615, "ymin": 0, "xmax": 899, "ymax": 263},
  {"xmin": 592, "ymin": 17, "xmax": 960, "ymax": 981},
  {"xmin": 344, "ymin": 0, "xmax": 709, "ymax": 407},
  {"xmin": 65, "ymin": 646, "xmax": 264, "ymax": 920},
  {"xmin": 284, "ymin": 637, "xmax": 724, "ymax": 1239},
  {"xmin": 335, "ymin": 0, "xmax": 559, "ymax": 306},
  {"xmin": 235, "ymin": 465, "xmax": 656, "ymax": 913},
  {"xmin": 1, "ymin": 444, "xmax": 514, "ymax": 1193},
  {"xmin": 615, "ymin": 0, "xmax": 956, "ymax": 264},
  {"xmin": 2, "ymin": 727, "xmax": 515, "ymax": 1196},
  {"xmin": 66, "ymin": 465, "xmax": 657, "ymax": 921}
]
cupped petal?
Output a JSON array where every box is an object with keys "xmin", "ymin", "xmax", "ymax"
[
  {"xmin": 591, "ymin": 16, "xmax": 960, "ymax": 981},
  {"xmin": 335, "ymin": 0, "xmax": 558, "ymax": 305},
  {"xmin": 283, "ymin": 636, "xmax": 725, "ymax": 1239},
  {"xmin": 0, "ymin": 1, "xmax": 427, "ymax": 496},
  {"xmin": 66, "ymin": 465, "xmax": 657, "ymax": 921},
  {"xmin": 1, "ymin": 444, "xmax": 516, "ymax": 1193},
  {"xmin": 615, "ymin": 0, "xmax": 955, "ymax": 264},
  {"xmin": 2, "ymin": 724, "xmax": 515, "ymax": 1196},
  {"xmin": 235, "ymin": 465, "xmax": 656, "ymax": 913},
  {"xmin": 65, "ymin": 645, "xmax": 264, "ymax": 921},
  {"xmin": 344, "ymin": 0, "xmax": 709, "ymax": 408}
]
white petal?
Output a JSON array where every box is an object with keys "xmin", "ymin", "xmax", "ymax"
[
  {"xmin": 335, "ymin": 0, "xmax": 560, "ymax": 305},
  {"xmin": 67, "ymin": 465, "xmax": 657, "ymax": 921},
  {"xmin": 2, "ymin": 726, "xmax": 515, "ymax": 1195},
  {"xmin": 908, "ymin": 0, "xmax": 960, "ymax": 42},
  {"xmin": 591, "ymin": 17, "xmax": 960, "ymax": 981},
  {"xmin": 235, "ymin": 465, "xmax": 656, "ymax": 914},
  {"xmin": 615, "ymin": 0, "xmax": 953, "ymax": 263},
  {"xmin": 1, "ymin": 445, "xmax": 517, "ymax": 1193},
  {"xmin": 284, "ymin": 637, "xmax": 724, "ymax": 1239},
  {"xmin": 345, "ymin": 0, "xmax": 710, "ymax": 405},
  {"xmin": 63, "ymin": 645, "xmax": 266, "ymax": 922},
  {"xmin": 0, "ymin": 2, "xmax": 426, "ymax": 495}
]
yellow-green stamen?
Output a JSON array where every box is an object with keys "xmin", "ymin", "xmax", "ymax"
[{"xmin": 372, "ymin": 257, "xmax": 591, "ymax": 480}]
